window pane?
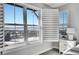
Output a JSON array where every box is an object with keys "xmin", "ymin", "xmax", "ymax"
[
  {"xmin": 4, "ymin": 4, "xmax": 14, "ymax": 23},
  {"xmin": 5, "ymin": 25, "xmax": 16, "ymax": 41},
  {"xmin": 33, "ymin": 11, "xmax": 39, "ymax": 41},
  {"xmin": 33, "ymin": 13, "xmax": 39, "ymax": 25},
  {"xmin": 27, "ymin": 9, "xmax": 39, "ymax": 42},
  {"xmin": 27, "ymin": 9, "xmax": 34, "ymax": 25},
  {"xmin": 59, "ymin": 10, "xmax": 69, "ymax": 35},
  {"xmin": 15, "ymin": 6, "xmax": 23, "ymax": 24},
  {"xmin": 5, "ymin": 25, "xmax": 24, "ymax": 42},
  {"xmin": 4, "ymin": 4, "xmax": 24, "ymax": 46},
  {"xmin": 15, "ymin": 6, "xmax": 24, "ymax": 42},
  {"xmin": 15, "ymin": 26, "xmax": 24, "ymax": 42}
]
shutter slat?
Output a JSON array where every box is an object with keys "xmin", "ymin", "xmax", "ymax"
[
  {"xmin": 42, "ymin": 9, "xmax": 59, "ymax": 41},
  {"xmin": 0, "ymin": 4, "xmax": 4, "ymax": 50}
]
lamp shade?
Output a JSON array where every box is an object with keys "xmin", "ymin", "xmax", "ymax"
[{"xmin": 66, "ymin": 28, "xmax": 75, "ymax": 34}]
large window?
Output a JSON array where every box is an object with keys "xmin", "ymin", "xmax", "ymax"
[
  {"xmin": 59, "ymin": 10, "xmax": 69, "ymax": 35},
  {"xmin": 3, "ymin": 3, "xmax": 40, "ymax": 47},
  {"xmin": 4, "ymin": 4, "xmax": 24, "ymax": 46},
  {"xmin": 27, "ymin": 9, "xmax": 40, "ymax": 42}
]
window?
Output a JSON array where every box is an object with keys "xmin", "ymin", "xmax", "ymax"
[
  {"xmin": 59, "ymin": 10, "xmax": 69, "ymax": 35},
  {"xmin": 27, "ymin": 9, "xmax": 40, "ymax": 42},
  {"xmin": 4, "ymin": 4, "xmax": 24, "ymax": 46},
  {"xmin": 3, "ymin": 3, "xmax": 41, "ymax": 47}
]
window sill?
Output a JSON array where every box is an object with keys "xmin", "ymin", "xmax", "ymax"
[
  {"xmin": 4, "ymin": 42, "xmax": 26, "ymax": 51},
  {"xmin": 27, "ymin": 40, "xmax": 42, "ymax": 45},
  {"xmin": 44, "ymin": 40, "xmax": 59, "ymax": 42}
]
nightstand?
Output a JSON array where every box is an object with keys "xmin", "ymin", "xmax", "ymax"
[{"xmin": 59, "ymin": 39, "xmax": 76, "ymax": 54}]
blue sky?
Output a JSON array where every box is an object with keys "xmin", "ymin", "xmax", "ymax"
[
  {"xmin": 4, "ymin": 4, "xmax": 38, "ymax": 25},
  {"xmin": 27, "ymin": 9, "xmax": 38, "ymax": 25},
  {"xmin": 59, "ymin": 10, "xmax": 69, "ymax": 25}
]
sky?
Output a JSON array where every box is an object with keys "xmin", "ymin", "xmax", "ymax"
[
  {"xmin": 59, "ymin": 10, "xmax": 69, "ymax": 25},
  {"xmin": 4, "ymin": 4, "xmax": 38, "ymax": 25}
]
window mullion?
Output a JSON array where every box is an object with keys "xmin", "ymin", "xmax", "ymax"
[{"xmin": 14, "ymin": 3, "xmax": 17, "ymax": 43}]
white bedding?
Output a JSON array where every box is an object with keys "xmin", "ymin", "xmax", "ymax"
[
  {"xmin": 65, "ymin": 44, "xmax": 79, "ymax": 55},
  {"xmin": 76, "ymin": 44, "xmax": 79, "ymax": 47}
]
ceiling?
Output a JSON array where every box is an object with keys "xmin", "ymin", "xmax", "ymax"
[{"xmin": 28, "ymin": 3, "xmax": 67, "ymax": 9}]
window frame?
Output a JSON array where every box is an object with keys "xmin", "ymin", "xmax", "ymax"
[
  {"xmin": 3, "ymin": 3, "xmax": 42, "ymax": 46},
  {"xmin": 59, "ymin": 10, "xmax": 69, "ymax": 32},
  {"xmin": 3, "ymin": 3, "xmax": 26, "ymax": 45},
  {"xmin": 26, "ymin": 8, "xmax": 41, "ymax": 43}
]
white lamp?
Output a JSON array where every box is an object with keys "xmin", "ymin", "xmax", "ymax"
[{"xmin": 66, "ymin": 28, "xmax": 75, "ymax": 40}]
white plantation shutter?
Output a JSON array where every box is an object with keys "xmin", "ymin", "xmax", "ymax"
[
  {"xmin": 0, "ymin": 4, "xmax": 4, "ymax": 52},
  {"xmin": 42, "ymin": 9, "xmax": 59, "ymax": 41}
]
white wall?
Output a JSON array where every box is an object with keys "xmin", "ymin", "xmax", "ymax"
[{"xmin": 59, "ymin": 4, "xmax": 79, "ymax": 43}]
